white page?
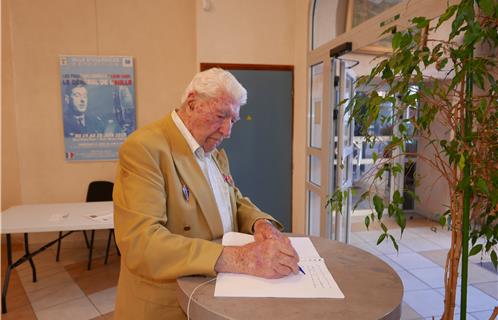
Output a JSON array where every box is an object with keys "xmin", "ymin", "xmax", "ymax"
[
  {"xmin": 86, "ymin": 213, "xmax": 113, "ymax": 223},
  {"xmin": 215, "ymin": 232, "xmax": 344, "ymax": 298}
]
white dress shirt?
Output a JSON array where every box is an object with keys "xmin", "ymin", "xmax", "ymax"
[{"xmin": 171, "ymin": 110, "xmax": 233, "ymax": 233}]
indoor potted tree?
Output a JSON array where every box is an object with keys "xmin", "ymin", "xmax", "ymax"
[{"xmin": 328, "ymin": 1, "xmax": 497, "ymax": 319}]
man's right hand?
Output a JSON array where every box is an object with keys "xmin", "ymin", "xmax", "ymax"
[{"xmin": 214, "ymin": 238, "xmax": 299, "ymax": 279}]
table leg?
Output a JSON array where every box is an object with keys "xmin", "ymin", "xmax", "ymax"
[
  {"xmin": 24, "ymin": 233, "xmax": 37, "ymax": 282},
  {"xmin": 104, "ymin": 229, "xmax": 112, "ymax": 265},
  {"xmin": 2, "ymin": 231, "xmax": 75, "ymax": 314},
  {"xmin": 87, "ymin": 230, "xmax": 95, "ymax": 270},
  {"xmin": 56, "ymin": 231, "xmax": 62, "ymax": 262},
  {"xmin": 2, "ymin": 234, "xmax": 13, "ymax": 314}
]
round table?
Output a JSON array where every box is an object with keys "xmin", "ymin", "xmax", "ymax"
[{"xmin": 176, "ymin": 235, "xmax": 403, "ymax": 320}]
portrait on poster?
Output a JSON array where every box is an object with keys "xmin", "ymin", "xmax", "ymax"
[{"xmin": 60, "ymin": 55, "xmax": 136, "ymax": 161}]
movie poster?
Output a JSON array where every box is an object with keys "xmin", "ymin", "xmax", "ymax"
[{"xmin": 59, "ymin": 55, "xmax": 136, "ymax": 161}]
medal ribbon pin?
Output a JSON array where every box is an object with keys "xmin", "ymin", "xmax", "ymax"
[{"xmin": 182, "ymin": 184, "xmax": 189, "ymax": 201}]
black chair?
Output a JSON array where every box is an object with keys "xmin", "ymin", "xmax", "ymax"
[{"xmin": 56, "ymin": 181, "xmax": 119, "ymax": 270}]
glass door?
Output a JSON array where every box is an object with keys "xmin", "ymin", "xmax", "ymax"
[{"xmin": 330, "ymin": 59, "xmax": 355, "ymax": 243}]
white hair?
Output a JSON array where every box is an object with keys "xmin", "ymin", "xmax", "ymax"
[{"xmin": 181, "ymin": 68, "xmax": 247, "ymax": 106}]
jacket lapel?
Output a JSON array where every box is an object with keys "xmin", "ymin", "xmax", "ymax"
[{"xmin": 161, "ymin": 114, "xmax": 224, "ymax": 237}]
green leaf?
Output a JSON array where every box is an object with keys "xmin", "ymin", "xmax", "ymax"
[
  {"xmin": 458, "ymin": 154, "xmax": 465, "ymax": 170},
  {"xmin": 476, "ymin": 178, "xmax": 489, "ymax": 195},
  {"xmin": 478, "ymin": 0, "xmax": 495, "ymax": 16},
  {"xmin": 377, "ymin": 233, "xmax": 387, "ymax": 245},
  {"xmin": 364, "ymin": 216, "xmax": 370, "ymax": 230},
  {"xmin": 373, "ymin": 195, "xmax": 384, "ymax": 219},
  {"xmin": 412, "ymin": 16, "xmax": 429, "ymax": 28},
  {"xmin": 491, "ymin": 250, "xmax": 497, "ymax": 269},
  {"xmin": 392, "ymin": 32, "xmax": 402, "ymax": 50},
  {"xmin": 372, "ymin": 152, "xmax": 378, "ymax": 163},
  {"xmin": 392, "ymin": 191, "xmax": 402, "ymax": 205},
  {"xmin": 436, "ymin": 5, "xmax": 458, "ymax": 29},
  {"xmin": 389, "ymin": 234, "xmax": 399, "ymax": 252},
  {"xmin": 395, "ymin": 211, "xmax": 407, "ymax": 234},
  {"xmin": 469, "ymin": 244, "xmax": 483, "ymax": 257},
  {"xmin": 381, "ymin": 222, "xmax": 388, "ymax": 233},
  {"xmin": 439, "ymin": 215, "xmax": 447, "ymax": 227}
]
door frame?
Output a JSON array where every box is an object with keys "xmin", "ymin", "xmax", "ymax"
[{"xmin": 200, "ymin": 63, "xmax": 295, "ymax": 227}]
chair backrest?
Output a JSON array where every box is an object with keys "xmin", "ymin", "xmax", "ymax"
[{"xmin": 86, "ymin": 181, "xmax": 114, "ymax": 202}]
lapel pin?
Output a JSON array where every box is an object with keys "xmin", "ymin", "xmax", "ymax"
[
  {"xmin": 182, "ymin": 184, "xmax": 190, "ymax": 201},
  {"xmin": 223, "ymin": 174, "xmax": 234, "ymax": 187}
]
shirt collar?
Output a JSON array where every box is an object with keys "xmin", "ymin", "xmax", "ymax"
[{"xmin": 171, "ymin": 110, "xmax": 207, "ymax": 159}]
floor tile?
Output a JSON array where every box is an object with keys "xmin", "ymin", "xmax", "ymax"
[
  {"xmin": 400, "ymin": 237, "xmax": 444, "ymax": 252},
  {"xmin": 27, "ymin": 281, "xmax": 85, "ymax": 311},
  {"xmin": 467, "ymin": 264, "xmax": 498, "ymax": 284},
  {"xmin": 65, "ymin": 255, "xmax": 121, "ymax": 295},
  {"xmin": 398, "ymin": 270, "xmax": 431, "ymax": 291},
  {"xmin": 472, "ymin": 281, "xmax": 498, "ymax": 299},
  {"xmin": 90, "ymin": 312, "xmax": 114, "ymax": 320},
  {"xmin": 437, "ymin": 286, "xmax": 498, "ymax": 313},
  {"xmin": 387, "ymin": 252, "xmax": 439, "ymax": 270},
  {"xmin": 409, "ymin": 267, "xmax": 460, "ymax": 289},
  {"xmin": 350, "ymin": 241, "xmax": 383, "ymax": 255},
  {"xmin": 404, "ymin": 289, "xmax": 445, "ymax": 317},
  {"xmin": 418, "ymin": 250, "xmax": 448, "ymax": 267},
  {"xmin": 426, "ymin": 314, "xmax": 478, "ymax": 320},
  {"xmin": 378, "ymin": 255, "xmax": 405, "ymax": 272},
  {"xmin": 401, "ymin": 302, "xmax": 423, "ymax": 320},
  {"xmin": 88, "ymin": 286, "xmax": 116, "ymax": 314},
  {"xmin": 354, "ymin": 230, "xmax": 385, "ymax": 242},
  {"xmin": 374, "ymin": 239, "xmax": 414, "ymax": 255},
  {"xmin": 35, "ymin": 297, "xmax": 100, "ymax": 320},
  {"xmin": 20, "ymin": 268, "xmax": 74, "ymax": 293},
  {"xmin": 471, "ymin": 310, "xmax": 497, "ymax": 320}
]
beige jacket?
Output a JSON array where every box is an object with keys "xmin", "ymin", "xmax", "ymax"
[{"xmin": 113, "ymin": 114, "xmax": 280, "ymax": 319}]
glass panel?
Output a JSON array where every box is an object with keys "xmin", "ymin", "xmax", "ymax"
[
  {"xmin": 310, "ymin": 63, "xmax": 323, "ymax": 148},
  {"xmin": 343, "ymin": 155, "xmax": 351, "ymax": 185},
  {"xmin": 308, "ymin": 190, "xmax": 321, "ymax": 236},
  {"xmin": 344, "ymin": 75, "xmax": 354, "ymax": 146},
  {"xmin": 312, "ymin": 0, "xmax": 348, "ymax": 49},
  {"xmin": 352, "ymin": 0, "xmax": 403, "ymax": 28},
  {"xmin": 309, "ymin": 155, "xmax": 321, "ymax": 186}
]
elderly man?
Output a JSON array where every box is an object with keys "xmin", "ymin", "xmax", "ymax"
[{"xmin": 113, "ymin": 68, "xmax": 298, "ymax": 319}]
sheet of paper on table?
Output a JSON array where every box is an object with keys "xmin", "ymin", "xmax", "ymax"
[
  {"xmin": 214, "ymin": 232, "xmax": 345, "ymax": 299},
  {"xmin": 86, "ymin": 213, "xmax": 113, "ymax": 223}
]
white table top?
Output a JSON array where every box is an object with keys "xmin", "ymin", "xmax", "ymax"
[{"xmin": 1, "ymin": 202, "xmax": 114, "ymax": 234}]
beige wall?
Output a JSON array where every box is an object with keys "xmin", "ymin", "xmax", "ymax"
[
  {"xmin": 196, "ymin": 0, "xmax": 296, "ymax": 65},
  {"xmin": 2, "ymin": 0, "xmax": 22, "ymax": 210},
  {"xmin": 291, "ymin": 0, "xmax": 310, "ymax": 233},
  {"xmin": 415, "ymin": 110, "xmax": 451, "ymax": 220},
  {"xmin": 2, "ymin": 0, "xmax": 196, "ymax": 207},
  {"xmin": 2, "ymin": 0, "xmax": 310, "ymax": 232}
]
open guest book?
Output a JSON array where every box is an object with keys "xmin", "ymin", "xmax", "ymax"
[{"xmin": 214, "ymin": 232, "xmax": 345, "ymax": 298}]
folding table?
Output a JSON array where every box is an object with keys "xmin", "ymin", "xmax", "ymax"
[{"xmin": 0, "ymin": 201, "xmax": 113, "ymax": 313}]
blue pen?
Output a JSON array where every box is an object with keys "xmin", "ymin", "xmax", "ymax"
[{"xmin": 298, "ymin": 265, "xmax": 306, "ymax": 275}]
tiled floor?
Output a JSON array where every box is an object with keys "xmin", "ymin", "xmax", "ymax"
[
  {"xmin": 1, "ymin": 231, "xmax": 117, "ymax": 319},
  {"xmin": 1, "ymin": 214, "xmax": 497, "ymax": 319},
  {"xmin": 350, "ymin": 214, "xmax": 497, "ymax": 320}
]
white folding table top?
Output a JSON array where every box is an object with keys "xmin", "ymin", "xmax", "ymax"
[{"xmin": 1, "ymin": 201, "xmax": 113, "ymax": 234}]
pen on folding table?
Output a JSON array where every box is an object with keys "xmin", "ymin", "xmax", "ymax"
[{"xmin": 298, "ymin": 265, "xmax": 306, "ymax": 275}]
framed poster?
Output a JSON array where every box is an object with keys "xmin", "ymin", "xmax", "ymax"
[{"xmin": 60, "ymin": 55, "xmax": 136, "ymax": 161}]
